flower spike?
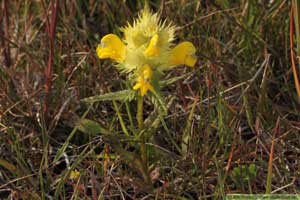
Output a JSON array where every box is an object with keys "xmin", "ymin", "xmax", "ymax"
[{"xmin": 95, "ymin": 9, "xmax": 197, "ymax": 98}]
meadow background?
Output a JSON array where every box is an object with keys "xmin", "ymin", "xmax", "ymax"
[{"xmin": 1, "ymin": 0, "xmax": 300, "ymax": 199}]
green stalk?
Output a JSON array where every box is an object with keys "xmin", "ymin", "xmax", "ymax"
[
  {"xmin": 137, "ymin": 95, "xmax": 144, "ymax": 131},
  {"xmin": 137, "ymin": 95, "xmax": 150, "ymax": 184}
]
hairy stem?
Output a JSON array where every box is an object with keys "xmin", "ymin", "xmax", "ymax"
[{"xmin": 137, "ymin": 95, "xmax": 150, "ymax": 184}]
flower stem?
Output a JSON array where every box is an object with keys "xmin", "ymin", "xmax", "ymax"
[
  {"xmin": 137, "ymin": 95, "xmax": 150, "ymax": 184},
  {"xmin": 137, "ymin": 95, "xmax": 144, "ymax": 131}
]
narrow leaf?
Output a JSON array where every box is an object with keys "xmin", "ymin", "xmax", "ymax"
[
  {"xmin": 82, "ymin": 90, "xmax": 134, "ymax": 103},
  {"xmin": 77, "ymin": 119, "xmax": 111, "ymax": 135},
  {"xmin": 0, "ymin": 158, "xmax": 22, "ymax": 177},
  {"xmin": 159, "ymin": 73, "xmax": 190, "ymax": 87},
  {"xmin": 182, "ymin": 98, "xmax": 197, "ymax": 156},
  {"xmin": 151, "ymin": 90, "xmax": 167, "ymax": 114}
]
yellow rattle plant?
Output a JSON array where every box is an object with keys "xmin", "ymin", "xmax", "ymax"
[{"xmin": 85, "ymin": 7, "xmax": 197, "ymax": 184}]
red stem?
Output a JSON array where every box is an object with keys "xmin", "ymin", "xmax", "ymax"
[
  {"xmin": 44, "ymin": 0, "xmax": 59, "ymax": 116},
  {"xmin": 1, "ymin": 0, "xmax": 11, "ymax": 68}
]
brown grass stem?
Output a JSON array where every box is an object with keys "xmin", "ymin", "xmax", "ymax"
[
  {"xmin": 43, "ymin": 0, "xmax": 59, "ymax": 117},
  {"xmin": 1, "ymin": 0, "xmax": 11, "ymax": 68},
  {"xmin": 290, "ymin": 5, "xmax": 300, "ymax": 103}
]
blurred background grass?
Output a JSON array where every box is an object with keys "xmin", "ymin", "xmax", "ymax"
[{"xmin": 0, "ymin": 0, "xmax": 300, "ymax": 199}]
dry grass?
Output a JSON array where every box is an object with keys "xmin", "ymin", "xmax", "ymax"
[{"xmin": 0, "ymin": 1, "xmax": 299, "ymax": 199}]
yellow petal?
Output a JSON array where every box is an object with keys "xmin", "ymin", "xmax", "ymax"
[
  {"xmin": 96, "ymin": 34, "xmax": 125, "ymax": 62},
  {"xmin": 133, "ymin": 74, "xmax": 154, "ymax": 96},
  {"xmin": 140, "ymin": 82, "xmax": 154, "ymax": 96},
  {"xmin": 145, "ymin": 83, "xmax": 154, "ymax": 93},
  {"xmin": 184, "ymin": 54, "xmax": 197, "ymax": 67},
  {"xmin": 133, "ymin": 82, "xmax": 142, "ymax": 90},
  {"xmin": 169, "ymin": 41, "xmax": 197, "ymax": 67},
  {"xmin": 144, "ymin": 34, "xmax": 159, "ymax": 57},
  {"xmin": 142, "ymin": 64, "xmax": 153, "ymax": 79},
  {"xmin": 133, "ymin": 76, "xmax": 144, "ymax": 90},
  {"xmin": 140, "ymin": 85, "xmax": 147, "ymax": 96},
  {"xmin": 69, "ymin": 170, "xmax": 80, "ymax": 180}
]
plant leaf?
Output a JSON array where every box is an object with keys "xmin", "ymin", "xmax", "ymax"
[
  {"xmin": 159, "ymin": 73, "xmax": 190, "ymax": 87},
  {"xmin": 151, "ymin": 90, "xmax": 167, "ymax": 114},
  {"xmin": 77, "ymin": 119, "xmax": 111, "ymax": 135},
  {"xmin": 0, "ymin": 158, "xmax": 22, "ymax": 177},
  {"xmin": 82, "ymin": 90, "xmax": 134, "ymax": 103}
]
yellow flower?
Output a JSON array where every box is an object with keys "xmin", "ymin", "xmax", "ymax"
[
  {"xmin": 96, "ymin": 8, "xmax": 197, "ymax": 97},
  {"xmin": 133, "ymin": 64, "xmax": 154, "ymax": 96},
  {"xmin": 169, "ymin": 42, "xmax": 197, "ymax": 67},
  {"xmin": 69, "ymin": 169, "xmax": 80, "ymax": 180},
  {"xmin": 141, "ymin": 64, "xmax": 153, "ymax": 79},
  {"xmin": 96, "ymin": 34, "xmax": 125, "ymax": 63},
  {"xmin": 133, "ymin": 77, "xmax": 154, "ymax": 96},
  {"xmin": 144, "ymin": 34, "xmax": 159, "ymax": 57}
]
